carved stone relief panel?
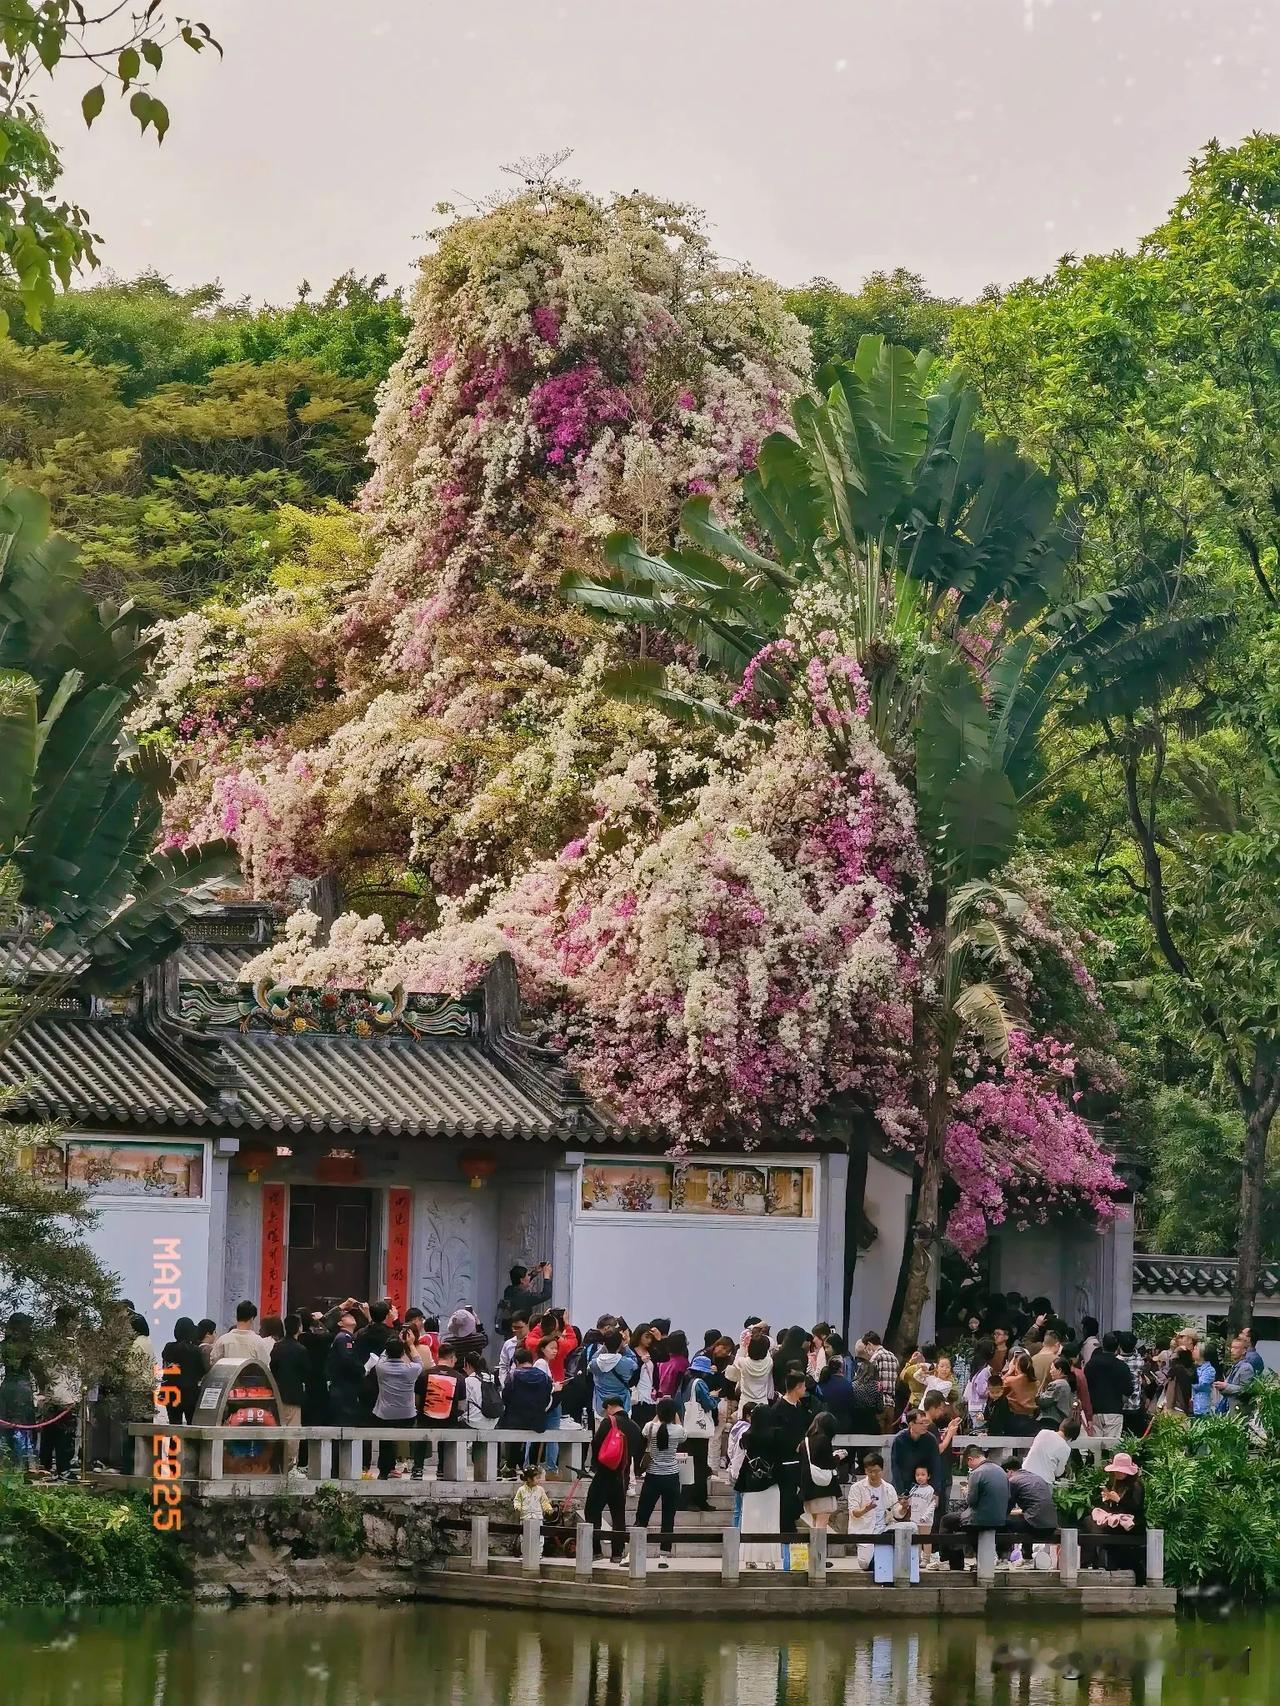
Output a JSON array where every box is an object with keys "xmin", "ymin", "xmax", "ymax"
[
  {"xmin": 498, "ymin": 1181, "xmax": 546, "ymax": 1283},
  {"xmin": 222, "ymin": 1173, "xmax": 261, "ymax": 1321},
  {"xmin": 413, "ymin": 1183, "xmax": 499, "ymax": 1329}
]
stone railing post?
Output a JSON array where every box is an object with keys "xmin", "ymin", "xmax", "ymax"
[
  {"xmin": 521, "ymin": 1516, "xmax": 542, "ymax": 1577},
  {"xmin": 628, "ymin": 1527, "xmax": 647, "ymax": 1581},
  {"xmin": 1059, "ymin": 1527, "xmax": 1079, "ymax": 1584},
  {"xmin": 1146, "ymin": 1528, "xmax": 1165, "ymax": 1587},
  {"xmin": 340, "ymin": 1434, "xmax": 362, "ymax": 1482},
  {"xmin": 976, "ymin": 1528, "xmax": 997, "ymax": 1584},
  {"xmin": 575, "ymin": 1522, "xmax": 594, "ymax": 1578},
  {"xmin": 807, "ymin": 1526, "xmax": 828, "ymax": 1583},
  {"xmin": 892, "ymin": 1524, "xmax": 912, "ymax": 1585},
  {"xmin": 470, "ymin": 1515, "xmax": 489, "ymax": 1573},
  {"xmin": 721, "ymin": 1528, "xmax": 740, "ymax": 1584}
]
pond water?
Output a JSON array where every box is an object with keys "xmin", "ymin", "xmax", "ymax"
[{"xmin": 1, "ymin": 1602, "xmax": 1273, "ymax": 1705}]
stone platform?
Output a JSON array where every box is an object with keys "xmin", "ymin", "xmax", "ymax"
[{"xmin": 420, "ymin": 1552, "xmax": 1177, "ymax": 1618}]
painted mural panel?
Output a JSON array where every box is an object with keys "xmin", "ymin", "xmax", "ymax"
[
  {"xmin": 33, "ymin": 1139, "xmax": 204, "ymax": 1200},
  {"xmin": 579, "ymin": 1158, "xmax": 815, "ymax": 1218}
]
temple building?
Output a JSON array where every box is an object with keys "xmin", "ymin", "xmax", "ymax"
[{"xmin": 4, "ymin": 905, "xmax": 1134, "ymax": 1348}]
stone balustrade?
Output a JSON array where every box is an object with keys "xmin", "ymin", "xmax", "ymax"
[{"xmin": 125, "ymin": 1422, "xmax": 1110, "ymax": 1496}]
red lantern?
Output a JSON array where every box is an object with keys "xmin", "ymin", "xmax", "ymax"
[{"xmin": 458, "ymin": 1152, "xmax": 498, "ymax": 1190}]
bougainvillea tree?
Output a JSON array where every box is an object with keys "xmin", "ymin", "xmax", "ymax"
[
  {"xmin": 246, "ymin": 669, "xmax": 1121, "ymax": 1262},
  {"xmin": 147, "ymin": 198, "xmax": 1121, "ymax": 1309},
  {"xmin": 137, "ymin": 185, "xmax": 809, "ymax": 897}
]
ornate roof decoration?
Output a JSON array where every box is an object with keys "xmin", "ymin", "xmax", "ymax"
[
  {"xmin": 2, "ymin": 906, "xmax": 605, "ymax": 1144},
  {"xmin": 180, "ymin": 978, "xmax": 474, "ymax": 1041}
]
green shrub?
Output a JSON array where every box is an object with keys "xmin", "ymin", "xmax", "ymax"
[
  {"xmin": 0, "ymin": 1476, "xmax": 185, "ymax": 1604},
  {"xmin": 304, "ymin": 1483, "xmax": 363, "ymax": 1559},
  {"xmin": 1055, "ymin": 1385, "xmax": 1280, "ymax": 1600}
]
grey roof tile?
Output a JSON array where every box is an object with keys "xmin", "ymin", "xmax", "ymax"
[
  {"xmin": 179, "ymin": 943, "xmax": 261, "ymax": 984},
  {"xmin": 1, "ymin": 1017, "xmax": 568, "ymax": 1141},
  {"xmin": 1131, "ymin": 1255, "xmax": 1280, "ymax": 1300},
  {"xmin": 217, "ymin": 1033, "xmax": 559, "ymax": 1140},
  {"xmin": 2, "ymin": 1018, "xmax": 211, "ymax": 1125}
]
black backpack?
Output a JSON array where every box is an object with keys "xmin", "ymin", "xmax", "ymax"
[{"xmin": 478, "ymin": 1375, "xmax": 503, "ymax": 1421}]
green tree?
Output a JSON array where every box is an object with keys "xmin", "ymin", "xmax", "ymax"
[
  {"xmin": 0, "ymin": 1085, "xmax": 126, "ymax": 1390},
  {"xmin": 785, "ymin": 269, "xmax": 956, "ymax": 369},
  {"xmin": 0, "ymin": 5, "xmax": 220, "ymax": 329},
  {"xmin": 225, "ymin": 272, "xmax": 410, "ymax": 386},
  {"xmin": 10, "ymin": 271, "xmax": 242, "ymax": 399},
  {"xmin": 1144, "ymin": 1088, "xmax": 1280, "ymax": 1258},
  {"xmin": 952, "ymin": 134, "xmax": 1280, "ymax": 1328},
  {"xmin": 14, "ymin": 269, "xmax": 408, "ymax": 399},
  {"xmin": 0, "ymin": 334, "xmax": 375, "ymax": 610}
]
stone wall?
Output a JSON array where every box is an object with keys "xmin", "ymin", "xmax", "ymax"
[{"xmin": 179, "ymin": 1489, "xmax": 514, "ymax": 1602}]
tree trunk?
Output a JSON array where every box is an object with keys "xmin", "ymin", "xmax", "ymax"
[
  {"xmin": 1228, "ymin": 1065, "xmax": 1280, "ymax": 1334},
  {"xmin": 842, "ymin": 1128, "xmax": 870, "ymax": 1341},
  {"xmin": 891, "ymin": 1084, "xmax": 947, "ymax": 1357}
]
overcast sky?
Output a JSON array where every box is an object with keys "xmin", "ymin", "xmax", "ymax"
[{"xmin": 44, "ymin": 0, "xmax": 1280, "ymax": 307}]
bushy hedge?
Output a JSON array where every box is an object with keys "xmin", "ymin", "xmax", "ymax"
[
  {"xmin": 1055, "ymin": 1383, "xmax": 1280, "ymax": 1601},
  {"xmin": 0, "ymin": 1477, "xmax": 186, "ymax": 1604}
]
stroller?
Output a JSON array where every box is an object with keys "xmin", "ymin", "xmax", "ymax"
[{"xmin": 545, "ymin": 1474, "xmax": 585, "ymax": 1556}]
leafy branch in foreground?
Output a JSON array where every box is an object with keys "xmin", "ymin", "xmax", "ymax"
[{"xmin": 0, "ymin": 3, "xmax": 221, "ymax": 330}]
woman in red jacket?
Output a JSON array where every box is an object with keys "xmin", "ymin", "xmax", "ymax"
[{"xmin": 524, "ymin": 1309, "xmax": 578, "ymax": 1470}]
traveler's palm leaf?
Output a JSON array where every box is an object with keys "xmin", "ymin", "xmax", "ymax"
[{"xmin": 0, "ymin": 477, "xmax": 237, "ymax": 1035}]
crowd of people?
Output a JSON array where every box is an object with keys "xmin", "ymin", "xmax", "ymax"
[{"xmin": 0, "ymin": 1271, "xmax": 1269, "ymax": 1579}]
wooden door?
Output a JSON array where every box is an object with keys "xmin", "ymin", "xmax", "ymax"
[{"xmin": 287, "ymin": 1186, "xmax": 373, "ymax": 1313}]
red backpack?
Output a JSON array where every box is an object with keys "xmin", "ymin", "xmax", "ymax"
[{"xmin": 597, "ymin": 1416, "xmax": 626, "ymax": 1470}]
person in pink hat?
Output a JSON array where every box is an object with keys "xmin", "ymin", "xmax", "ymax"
[{"xmin": 1081, "ymin": 1450, "xmax": 1147, "ymax": 1580}]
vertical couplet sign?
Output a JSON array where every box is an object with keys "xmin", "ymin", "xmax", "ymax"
[
  {"xmin": 260, "ymin": 1182, "xmax": 287, "ymax": 1317},
  {"xmin": 386, "ymin": 1188, "xmax": 413, "ymax": 1320}
]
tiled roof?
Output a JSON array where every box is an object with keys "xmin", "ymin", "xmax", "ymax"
[
  {"xmin": 2, "ymin": 1017, "xmax": 573, "ymax": 1141},
  {"xmin": 218, "ymin": 1033, "xmax": 560, "ymax": 1139},
  {"xmin": 2, "ymin": 1017, "xmax": 213, "ymax": 1126},
  {"xmin": 1131, "ymin": 1255, "xmax": 1280, "ymax": 1302},
  {"xmin": 179, "ymin": 942, "xmax": 261, "ymax": 984}
]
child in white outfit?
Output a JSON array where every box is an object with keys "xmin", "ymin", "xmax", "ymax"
[
  {"xmin": 899, "ymin": 1464, "xmax": 938, "ymax": 1564},
  {"xmin": 513, "ymin": 1465, "xmax": 553, "ymax": 1556}
]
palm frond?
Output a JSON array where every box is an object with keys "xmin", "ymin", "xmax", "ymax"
[
  {"xmin": 952, "ymin": 979, "xmax": 1014, "ymax": 1059},
  {"xmin": 596, "ymin": 661, "xmax": 745, "ymax": 734}
]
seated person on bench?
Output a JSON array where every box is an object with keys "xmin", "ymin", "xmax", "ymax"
[{"xmin": 940, "ymin": 1445, "xmax": 1009, "ymax": 1571}]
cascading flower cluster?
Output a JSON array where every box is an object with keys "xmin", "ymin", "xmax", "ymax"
[
  {"xmin": 139, "ymin": 187, "xmax": 811, "ymax": 898},
  {"xmin": 135, "ymin": 186, "xmax": 1123, "ymax": 1255},
  {"xmin": 247, "ymin": 717, "xmax": 925, "ymax": 1146},
  {"xmin": 943, "ymin": 1033, "xmax": 1124, "ymax": 1256}
]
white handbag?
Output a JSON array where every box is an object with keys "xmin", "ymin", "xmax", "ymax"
[{"xmin": 802, "ymin": 1438, "xmax": 835, "ymax": 1488}]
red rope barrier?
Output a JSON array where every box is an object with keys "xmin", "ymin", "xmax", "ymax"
[{"xmin": 0, "ymin": 1406, "xmax": 77, "ymax": 1431}]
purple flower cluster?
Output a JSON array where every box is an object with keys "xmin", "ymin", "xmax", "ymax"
[{"xmin": 527, "ymin": 364, "xmax": 632, "ymax": 466}]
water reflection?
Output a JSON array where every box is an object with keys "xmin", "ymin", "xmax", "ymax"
[{"xmin": 1, "ymin": 1602, "xmax": 1273, "ymax": 1706}]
